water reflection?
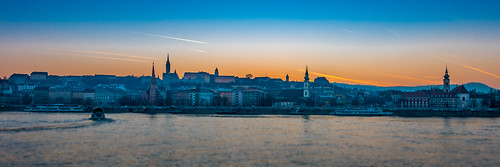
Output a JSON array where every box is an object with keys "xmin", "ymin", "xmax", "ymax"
[{"xmin": 0, "ymin": 112, "xmax": 498, "ymax": 166}]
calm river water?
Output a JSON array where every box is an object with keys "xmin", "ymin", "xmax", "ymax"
[{"xmin": 0, "ymin": 112, "xmax": 499, "ymax": 166}]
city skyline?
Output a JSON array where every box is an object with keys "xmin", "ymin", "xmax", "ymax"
[{"xmin": 1, "ymin": 1, "xmax": 500, "ymax": 88}]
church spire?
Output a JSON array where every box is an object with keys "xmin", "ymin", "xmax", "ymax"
[
  {"xmin": 443, "ymin": 65, "xmax": 450, "ymax": 93},
  {"xmin": 303, "ymin": 65, "xmax": 311, "ymax": 98},
  {"xmin": 166, "ymin": 53, "xmax": 171, "ymax": 74},
  {"xmin": 304, "ymin": 66, "xmax": 309, "ymax": 81},
  {"xmin": 151, "ymin": 62, "xmax": 156, "ymax": 84}
]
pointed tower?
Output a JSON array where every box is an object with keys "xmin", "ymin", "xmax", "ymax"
[
  {"xmin": 304, "ymin": 66, "xmax": 310, "ymax": 98},
  {"xmin": 286, "ymin": 74, "xmax": 289, "ymax": 82},
  {"xmin": 166, "ymin": 53, "xmax": 171, "ymax": 74},
  {"xmin": 214, "ymin": 68, "xmax": 219, "ymax": 76},
  {"xmin": 443, "ymin": 66, "xmax": 450, "ymax": 93},
  {"xmin": 147, "ymin": 62, "xmax": 158, "ymax": 105}
]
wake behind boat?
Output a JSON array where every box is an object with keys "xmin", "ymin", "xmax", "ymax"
[{"xmin": 331, "ymin": 108, "xmax": 393, "ymax": 116}]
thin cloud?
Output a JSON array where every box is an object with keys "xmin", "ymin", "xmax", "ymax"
[
  {"xmin": 72, "ymin": 54, "xmax": 149, "ymax": 63},
  {"xmin": 191, "ymin": 49, "xmax": 207, "ymax": 53},
  {"xmin": 69, "ymin": 50, "xmax": 158, "ymax": 60},
  {"xmin": 298, "ymin": 69, "xmax": 396, "ymax": 86},
  {"xmin": 433, "ymin": 56, "xmax": 500, "ymax": 79},
  {"xmin": 131, "ymin": 31, "xmax": 207, "ymax": 44},
  {"xmin": 378, "ymin": 72, "xmax": 441, "ymax": 85}
]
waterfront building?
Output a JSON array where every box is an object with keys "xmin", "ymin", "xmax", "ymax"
[
  {"xmin": 72, "ymin": 88, "xmax": 85, "ymax": 104},
  {"xmin": 173, "ymin": 89, "xmax": 191, "ymax": 106},
  {"xmin": 189, "ymin": 88, "xmax": 214, "ymax": 106},
  {"xmin": 216, "ymin": 88, "xmax": 233, "ymax": 106},
  {"xmin": 33, "ymin": 86, "xmax": 50, "ymax": 104},
  {"xmin": 454, "ymin": 85, "xmax": 470, "ymax": 108},
  {"xmin": 273, "ymin": 89, "xmax": 303, "ymax": 108},
  {"xmin": 0, "ymin": 79, "xmax": 15, "ymax": 105},
  {"xmin": 470, "ymin": 94, "xmax": 492, "ymax": 108},
  {"xmin": 230, "ymin": 87, "xmax": 266, "ymax": 106},
  {"xmin": 82, "ymin": 89, "xmax": 95, "ymax": 104},
  {"xmin": 49, "ymin": 86, "xmax": 72, "ymax": 104},
  {"xmin": 428, "ymin": 90, "xmax": 459, "ymax": 108},
  {"xmin": 401, "ymin": 92, "xmax": 430, "ymax": 108},
  {"xmin": 95, "ymin": 88, "xmax": 125, "ymax": 106}
]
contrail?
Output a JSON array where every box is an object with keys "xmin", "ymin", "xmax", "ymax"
[
  {"xmin": 69, "ymin": 50, "xmax": 158, "ymax": 60},
  {"xmin": 131, "ymin": 31, "xmax": 207, "ymax": 44},
  {"xmin": 377, "ymin": 72, "xmax": 441, "ymax": 85},
  {"xmin": 298, "ymin": 69, "xmax": 397, "ymax": 86},
  {"xmin": 191, "ymin": 49, "xmax": 207, "ymax": 53},
  {"xmin": 433, "ymin": 56, "xmax": 500, "ymax": 79},
  {"xmin": 72, "ymin": 54, "xmax": 149, "ymax": 63}
]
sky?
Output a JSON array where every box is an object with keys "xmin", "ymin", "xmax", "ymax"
[{"xmin": 1, "ymin": 0, "xmax": 500, "ymax": 88}]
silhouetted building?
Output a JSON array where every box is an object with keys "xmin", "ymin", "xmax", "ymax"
[
  {"xmin": 443, "ymin": 66, "xmax": 450, "ymax": 93},
  {"xmin": 8, "ymin": 74, "xmax": 29, "ymax": 85},
  {"xmin": 454, "ymin": 85, "xmax": 470, "ymax": 108},
  {"xmin": 30, "ymin": 72, "xmax": 48, "ymax": 81},
  {"xmin": 162, "ymin": 53, "xmax": 179, "ymax": 85},
  {"xmin": 183, "ymin": 72, "xmax": 210, "ymax": 83},
  {"xmin": 285, "ymin": 74, "xmax": 289, "ymax": 82},
  {"xmin": 214, "ymin": 76, "xmax": 236, "ymax": 83},
  {"xmin": 143, "ymin": 63, "xmax": 159, "ymax": 105},
  {"xmin": 303, "ymin": 66, "xmax": 311, "ymax": 98},
  {"xmin": 314, "ymin": 77, "xmax": 330, "ymax": 87}
]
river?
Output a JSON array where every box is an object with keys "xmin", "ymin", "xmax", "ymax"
[{"xmin": 0, "ymin": 112, "xmax": 499, "ymax": 166}]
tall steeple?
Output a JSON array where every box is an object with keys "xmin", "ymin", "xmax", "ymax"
[
  {"xmin": 166, "ymin": 53, "xmax": 171, "ymax": 74},
  {"xmin": 443, "ymin": 65, "xmax": 450, "ymax": 93},
  {"xmin": 304, "ymin": 66, "xmax": 310, "ymax": 98},
  {"xmin": 214, "ymin": 68, "xmax": 219, "ymax": 76},
  {"xmin": 151, "ymin": 62, "xmax": 156, "ymax": 84},
  {"xmin": 286, "ymin": 74, "xmax": 289, "ymax": 82},
  {"xmin": 144, "ymin": 62, "xmax": 158, "ymax": 105},
  {"xmin": 304, "ymin": 66, "xmax": 309, "ymax": 81}
]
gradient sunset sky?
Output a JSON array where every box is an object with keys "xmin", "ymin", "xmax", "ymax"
[{"xmin": 1, "ymin": 0, "xmax": 500, "ymax": 88}]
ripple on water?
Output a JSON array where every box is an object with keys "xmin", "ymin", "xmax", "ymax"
[{"xmin": 0, "ymin": 112, "xmax": 499, "ymax": 166}]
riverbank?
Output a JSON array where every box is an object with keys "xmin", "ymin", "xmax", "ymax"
[{"xmin": 2, "ymin": 106, "xmax": 500, "ymax": 117}]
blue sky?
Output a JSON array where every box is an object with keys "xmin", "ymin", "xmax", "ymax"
[
  {"xmin": 1, "ymin": 0, "xmax": 500, "ymax": 88},
  {"xmin": 2, "ymin": 0, "xmax": 500, "ymax": 22}
]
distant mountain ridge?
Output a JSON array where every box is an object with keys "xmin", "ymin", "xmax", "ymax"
[{"xmin": 332, "ymin": 82, "xmax": 497, "ymax": 93}]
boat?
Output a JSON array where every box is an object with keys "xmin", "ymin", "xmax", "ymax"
[
  {"xmin": 90, "ymin": 107, "xmax": 106, "ymax": 120},
  {"xmin": 331, "ymin": 108, "xmax": 393, "ymax": 116},
  {"xmin": 24, "ymin": 104, "xmax": 84, "ymax": 112}
]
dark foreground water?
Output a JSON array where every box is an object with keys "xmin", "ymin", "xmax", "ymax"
[{"xmin": 0, "ymin": 112, "xmax": 499, "ymax": 166}]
